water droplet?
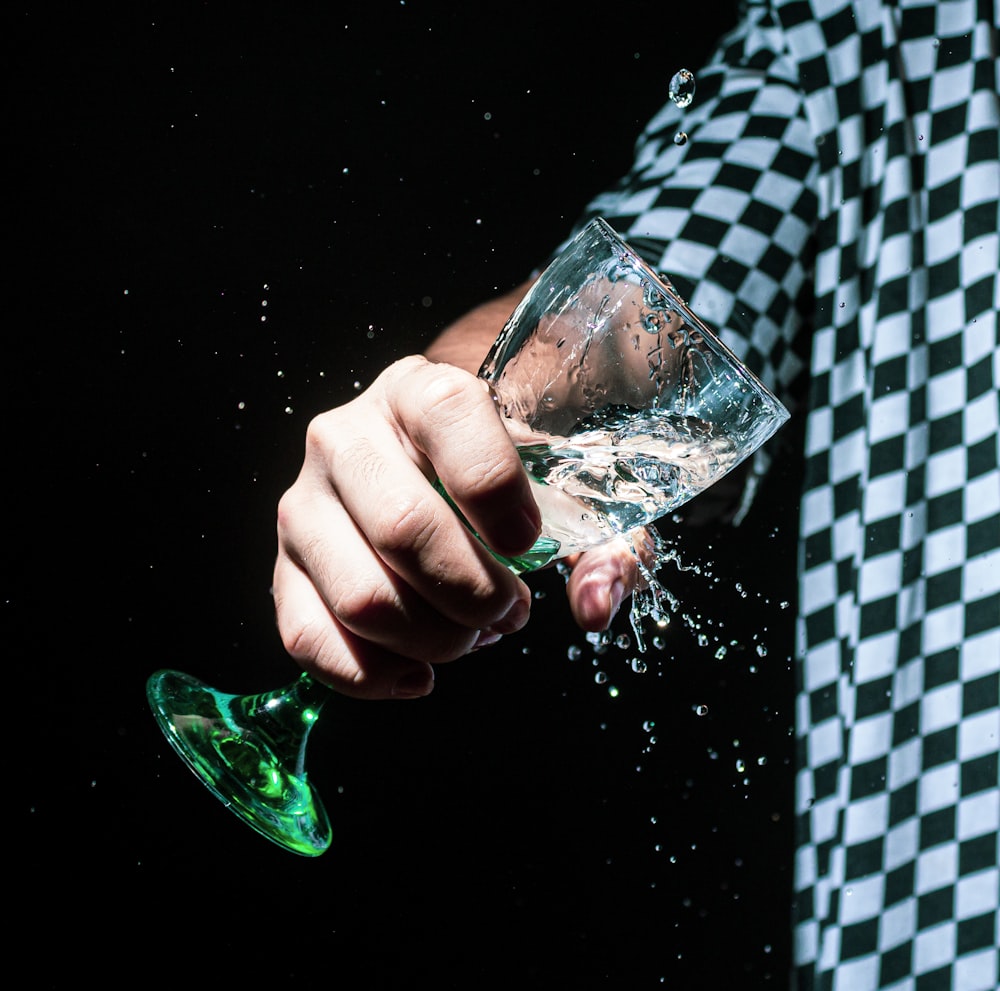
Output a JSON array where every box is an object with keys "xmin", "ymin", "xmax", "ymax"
[
  {"xmin": 631, "ymin": 657, "xmax": 647, "ymax": 674},
  {"xmin": 595, "ymin": 671, "xmax": 608, "ymax": 685},
  {"xmin": 673, "ymin": 131, "xmax": 688, "ymax": 146},
  {"xmin": 694, "ymin": 704, "xmax": 709, "ymax": 716},
  {"xmin": 756, "ymin": 644, "xmax": 768, "ymax": 657},
  {"xmin": 669, "ymin": 68, "xmax": 696, "ymax": 108},
  {"xmin": 567, "ymin": 645, "xmax": 582, "ymax": 661}
]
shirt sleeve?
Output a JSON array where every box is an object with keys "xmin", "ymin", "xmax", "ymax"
[{"xmin": 560, "ymin": 2, "xmax": 819, "ymax": 422}]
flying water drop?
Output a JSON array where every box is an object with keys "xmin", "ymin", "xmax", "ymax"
[{"xmin": 669, "ymin": 68, "xmax": 696, "ymax": 109}]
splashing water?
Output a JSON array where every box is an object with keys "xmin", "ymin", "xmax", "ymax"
[
  {"xmin": 552, "ymin": 519, "xmax": 779, "ymax": 707},
  {"xmin": 626, "ymin": 526, "xmax": 682, "ymax": 652}
]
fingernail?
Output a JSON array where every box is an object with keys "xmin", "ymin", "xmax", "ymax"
[
  {"xmin": 472, "ymin": 629, "xmax": 503, "ymax": 650},
  {"xmin": 494, "ymin": 594, "xmax": 530, "ymax": 634},
  {"xmin": 392, "ymin": 669, "xmax": 435, "ymax": 698},
  {"xmin": 508, "ymin": 504, "xmax": 541, "ymax": 551},
  {"xmin": 608, "ymin": 578, "xmax": 626, "ymax": 623}
]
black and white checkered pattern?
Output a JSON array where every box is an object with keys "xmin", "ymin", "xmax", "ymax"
[{"xmin": 560, "ymin": 2, "xmax": 999, "ymax": 987}]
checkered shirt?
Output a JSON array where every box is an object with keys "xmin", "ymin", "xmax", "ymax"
[{"xmin": 560, "ymin": 1, "xmax": 1000, "ymax": 987}]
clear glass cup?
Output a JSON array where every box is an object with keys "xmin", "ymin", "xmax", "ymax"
[{"xmin": 445, "ymin": 216, "xmax": 789, "ymax": 572}]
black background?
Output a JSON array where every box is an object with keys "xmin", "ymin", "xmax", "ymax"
[{"xmin": 11, "ymin": 3, "xmax": 804, "ymax": 986}]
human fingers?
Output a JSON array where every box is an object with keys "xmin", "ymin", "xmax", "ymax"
[
  {"xmin": 274, "ymin": 473, "xmax": 498, "ymax": 674},
  {"xmin": 382, "ymin": 356, "xmax": 542, "ymax": 560},
  {"xmin": 312, "ymin": 356, "xmax": 536, "ymax": 628},
  {"xmin": 273, "ymin": 356, "xmax": 537, "ymax": 694},
  {"xmin": 276, "ymin": 464, "xmax": 527, "ymax": 666},
  {"xmin": 563, "ymin": 529, "xmax": 655, "ymax": 631},
  {"xmin": 275, "ymin": 491, "xmax": 476, "ymax": 665},
  {"xmin": 272, "ymin": 549, "xmax": 438, "ymax": 700}
]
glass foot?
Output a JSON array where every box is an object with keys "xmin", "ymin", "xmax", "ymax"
[{"xmin": 147, "ymin": 669, "xmax": 332, "ymax": 857}]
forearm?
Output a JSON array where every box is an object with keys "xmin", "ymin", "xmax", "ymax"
[{"xmin": 423, "ymin": 279, "xmax": 534, "ymax": 372}]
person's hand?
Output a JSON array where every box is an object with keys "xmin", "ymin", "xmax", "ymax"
[{"xmin": 272, "ymin": 355, "xmax": 641, "ymax": 700}]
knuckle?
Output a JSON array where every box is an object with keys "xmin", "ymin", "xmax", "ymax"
[
  {"xmin": 417, "ymin": 362, "xmax": 482, "ymax": 424},
  {"xmin": 385, "ymin": 353, "xmax": 431, "ymax": 378},
  {"xmin": 303, "ymin": 409, "xmax": 342, "ymax": 457},
  {"xmin": 369, "ymin": 494, "xmax": 440, "ymax": 558},
  {"xmin": 278, "ymin": 617, "xmax": 373, "ymax": 696},
  {"xmin": 275, "ymin": 485, "xmax": 307, "ymax": 536},
  {"xmin": 339, "ymin": 436, "xmax": 387, "ymax": 491},
  {"xmin": 458, "ymin": 449, "xmax": 523, "ymax": 503},
  {"xmin": 278, "ymin": 611, "xmax": 331, "ymax": 666},
  {"xmin": 444, "ymin": 568, "xmax": 520, "ymax": 630},
  {"xmin": 332, "ymin": 576, "xmax": 399, "ymax": 630}
]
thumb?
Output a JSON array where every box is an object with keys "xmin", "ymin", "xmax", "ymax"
[{"xmin": 564, "ymin": 534, "xmax": 646, "ymax": 631}]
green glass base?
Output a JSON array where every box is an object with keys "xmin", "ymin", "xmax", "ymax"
[{"xmin": 147, "ymin": 669, "xmax": 332, "ymax": 857}]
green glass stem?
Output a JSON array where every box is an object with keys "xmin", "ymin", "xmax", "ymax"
[{"xmin": 147, "ymin": 669, "xmax": 333, "ymax": 857}]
